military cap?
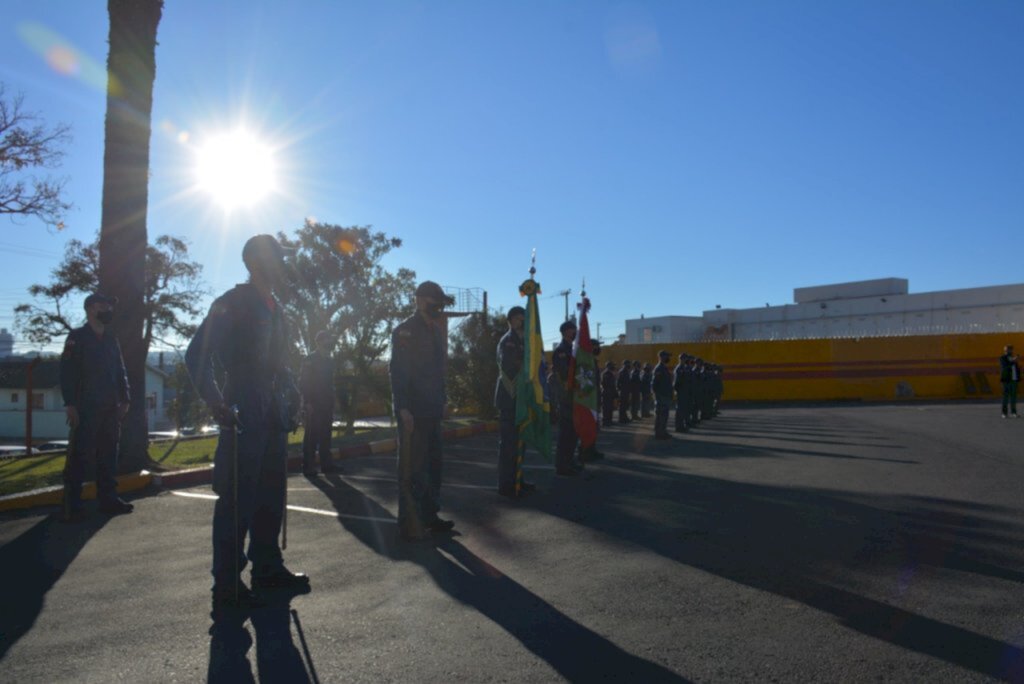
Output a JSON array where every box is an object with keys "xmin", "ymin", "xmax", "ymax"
[
  {"xmin": 508, "ymin": 305, "xmax": 526, "ymax": 319},
  {"xmin": 83, "ymin": 293, "xmax": 118, "ymax": 310},
  {"xmin": 242, "ymin": 234, "xmax": 294, "ymax": 269},
  {"xmin": 658, "ymin": 349, "xmax": 671, "ymax": 359},
  {"xmin": 605, "ymin": 360, "xmax": 615, "ymax": 369},
  {"xmin": 415, "ymin": 280, "xmax": 455, "ymax": 305},
  {"xmin": 559, "ymin": 320, "xmax": 577, "ymax": 333}
]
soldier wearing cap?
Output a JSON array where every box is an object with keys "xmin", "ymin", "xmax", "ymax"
[
  {"xmin": 551, "ymin": 319, "xmax": 582, "ymax": 475},
  {"xmin": 300, "ymin": 330, "xmax": 338, "ymax": 476},
  {"xmin": 629, "ymin": 360, "xmax": 643, "ymax": 421},
  {"xmin": 494, "ymin": 305, "xmax": 536, "ymax": 498},
  {"xmin": 616, "ymin": 359, "xmax": 632, "ymax": 424},
  {"xmin": 640, "ymin": 363, "xmax": 654, "ymax": 418},
  {"xmin": 59, "ymin": 293, "xmax": 133, "ymax": 521},
  {"xmin": 673, "ymin": 353, "xmax": 690, "ymax": 433},
  {"xmin": 601, "ymin": 360, "xmax": 617, "ymax": 427},
  {"xmin": 652, "ymin": 350, "xmax": 674, "ymax": 439},
  {"xmin": 390, "ymin": 280, "xmax": 455, "ymax": 539},
  {"xmin": 186, "ymin": 234, "xmax": 308, "ymax": 613}
]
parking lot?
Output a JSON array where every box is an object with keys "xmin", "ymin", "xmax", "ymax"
[{"xmin": 1, "ymin": 403, "xmax": 1022, "ymax": 683}]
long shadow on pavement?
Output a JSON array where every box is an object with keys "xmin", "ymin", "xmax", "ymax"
[
  {"xmin": 482, "ymin": 414, "xmax": 1024, "ymax": 681},
  {"xmin": 310, "ymin": 475, "xmax": 690, "ymax": 683},
  {"xmin": 208, "ymin": 593, "xmax": 317, "ymax": 683},
  {"xmin": 0, "ymin": 511, "xmax": 108, "ymax": 660}
]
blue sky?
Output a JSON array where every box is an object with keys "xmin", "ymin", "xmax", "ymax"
[{"xmin": 1, "ymin": 0, "xmax": 1022, "ymax": 353}]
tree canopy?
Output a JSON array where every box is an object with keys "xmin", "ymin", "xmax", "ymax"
[{"xmin": 0, "ymin": 84, "xmax": 72, "ymax": 228}]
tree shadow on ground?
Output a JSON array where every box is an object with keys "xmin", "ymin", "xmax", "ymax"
[
  {"xmin": 0, "ymin": 510, "xmax": 108, "ymax": 660},
  {"xmin": 309, "ymin": 475, "xmax": 689, "ymax": 683}
]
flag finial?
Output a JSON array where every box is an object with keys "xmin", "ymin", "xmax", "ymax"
[
  {"xmin": 581, "ymin": 277, "xmax": 586, "ymax": 298},
  {"xmin": 530, "ymin": 249, "xmax": 536, "ymax": 279}
]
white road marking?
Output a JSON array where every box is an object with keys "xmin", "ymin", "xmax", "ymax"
[{"xmin": 169, "ymin": 490, "xmax": 396, "ymax": 524}]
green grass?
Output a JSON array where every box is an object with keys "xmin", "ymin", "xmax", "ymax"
[{"xmin": 0, "ymin": 418, "xmax": 485, "ymax": 497}]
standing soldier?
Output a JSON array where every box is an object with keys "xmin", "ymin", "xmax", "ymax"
[
  {"xmin": 186, "ymin": 234, "xmax": 309, "ymax": 614},
  {"xmin": 601, "ymin": 361, "xmax": 617, "ymax": 427},
  {"xmin": 494, "ymin": 306, "xmax": 535, "ymax": 498},
  {"xmin": 629, "ymin": 360, "xmax": 643, "ymax": 421},
  {"xmin": 652, "ymin": 350, "xmax": 674, "ymax": 440},
  {"xmin": 552, "ymin": 320, "xmax": 581, "ymax": 476},
  {"xmin": 59, "ymin": 293, "xmax": 133, "ymax": 522},
  {"xmin": 300, "ymin": 330, "xmax": 338, "ymax": 476},
  {"xmin": 999, "ymin": 345, "xmax": 1020, "ymax": 418},
  {"xmin": 616, "ymin": 359, "xmax": 632, "ymax": 424},
  {"xmin": 673, "ymin": 353, "xmax": 689, "ymax": 433},
  {"xmin": 688, "ymin": 357, "xmax": 701, "ymax": 427},
  {"xmin": 641, "ymin": 363, "xmax": 654, "ymax": 418},
  {"xmin": 390, "ymin": 281, "xmax": 455, "ymax": 540}
]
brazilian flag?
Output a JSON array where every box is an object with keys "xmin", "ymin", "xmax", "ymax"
[{"xmin": 516, "ymin": 277, "xmax": 552, "ymax": 485}]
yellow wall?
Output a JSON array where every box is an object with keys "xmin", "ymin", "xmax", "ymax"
[{"xmin": 601, "ymin": 333, "xmax": 1024, "ymax": 401}]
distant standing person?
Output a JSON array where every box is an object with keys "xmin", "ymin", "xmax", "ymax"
[
  {"xmin": 494, "ymin": 306, "xmax": 536, "ymax": 498},
  {"xmin": 390, "ymin": 281, "xmax": 455, "ymax": 540},
  {"xmin": 300, "ymin": 330, "xmax": 339, "ymax": 476},
  {"xmin": 652, "ymin": 350, "xmax": 674, "ymax": 440},
  {"xmin": 552, "ymin": 320, "xmax": 582, "ymax": 476},
  {"xmin": 601, "ymin": 360, "xmax": 617, "ymax": 427},
  {"xmin": 999, "ymin": 345, "xmax": 1020, "ymax": 418},
  {"xmin": 59, "ymin": 293, "xmax": 134, "ymax": 521}
]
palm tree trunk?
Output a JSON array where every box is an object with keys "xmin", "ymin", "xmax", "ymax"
[{"xmin": 98, "ymin": 0, "xmax": 163, "ymax": 472}]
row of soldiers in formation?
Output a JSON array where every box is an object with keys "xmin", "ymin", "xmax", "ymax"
[{"xmin": 599, "ymin": 352, "xmax": 724, "ymax": 437}]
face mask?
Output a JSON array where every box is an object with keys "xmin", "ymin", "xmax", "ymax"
[
  {"xmin": 97, "ymin": 311, "xmax": 114, "ymax": 324},
  {"xmin": 426, "ymin": 303, "xmax": 445, "ymax": 319}
]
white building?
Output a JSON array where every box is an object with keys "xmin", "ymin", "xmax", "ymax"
[
  {"xmin": 0, "ymin": 359, "xmax": 170, "ymax": 440},
  {"xmin": 625, "ymin": 278, "xmax": 1024, "ymax": 344}
]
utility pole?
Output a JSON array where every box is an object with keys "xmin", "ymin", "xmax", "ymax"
[
  {"xmin": 596, "ymin": 322, "xmax": 601, "ymax": 342},
  {"xmin": 557, "ymin": 289, "xmax": 571, "ymax": 321}
]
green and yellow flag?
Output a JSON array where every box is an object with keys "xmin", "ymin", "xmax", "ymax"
[{"xmin": 515, "ymin": 277, "xmax": 552, "ymax": 488}]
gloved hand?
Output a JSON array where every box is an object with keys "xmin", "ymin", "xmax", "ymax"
[{"xmin": 211, "ymin": 403, "xmax": 242, "ymax": 429}]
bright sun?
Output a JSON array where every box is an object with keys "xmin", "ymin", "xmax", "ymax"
[{"xmin": 194, "ymin": 129, "xmax": 277, "ymax": 210}]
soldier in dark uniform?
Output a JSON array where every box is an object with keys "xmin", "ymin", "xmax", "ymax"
[
  {"xmin": 673, "ymin": 353, "xmax": 689, "ymax": 433},
  {"xmin": 629, "ymin": 360, "xmax": 642, "ymax": 420},
  {"xmin": 300, "ymin": 330, "xmax": 338, "ymax": 476},
  {"xmin": 551, "ymin": 320, "xmax": 582, "ymax": 476},
  {"xmin": 186, "ymin": 234, "xmax": 309, "ymax": 613},
  {"xmin": 494, "ymin": 306, "xmax": 536, "ymax": 498},
  {"xmin": 601, "ymin": 361, "xmax": 617, "ymax": 427},
  {"xmin": 688, "ymin": 357, "xmax": 701, "ymax": 427},
  {"xmin": 710, "ymin": 364, "xmax": 724, "ymax": 417},
  {"xmin": 390, "ymin": 281, "xmax": 455, "ymax": 540},
  {"xmin": 641, "ymin": 363, "xmax": 654, "ymax": 418},
  {"xmin": 59, "ymin": 293, "xmax": 133, "ymax": 521},
  {"xmin": 580, "ymin": 342, "xmax": 605, "ymax": 463},
  {"xmin": 652, "ymin": 350, "xmax": 674, "ymax": 440},
  {"xmin": 616, "ymin": 360, "xmax": 632, "ymax": 424}
]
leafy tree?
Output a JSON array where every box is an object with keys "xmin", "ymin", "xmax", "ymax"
[
  {"xmin": 276, "ymin": 221, "xmax": 416, "ymax": 434},
  {"xmin": 98, "ymin": 0, "xmax": 163, "ymax": 471},
  {"xmin": 0, "ymin": 83, "xmax": 72, "ymax": 228},
  {"xmin": 447, "ymin": 310, "xmax": 508, "ymax": 419},
  {"xmin": 15, "ymin": 234, "xmax": 206, "ymax": 347},
  {"xmin": 165, "ymin": 361, "xmax": 211, "ymax": 431}
]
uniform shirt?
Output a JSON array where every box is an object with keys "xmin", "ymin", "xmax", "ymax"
[
  {"xmin": 1000, "ymin": 354, "xmax": 1021, "ymax": 383},
  {"xmin": 629, "ymin": 366, "xmax": 642, "ymax": 392},
  {"xmin": 652, "ymin": 362, "xmax": 674, "ymax": 401},
  {"xmin": 673, "ymin": 364, "xmax": 686, "ymax": 396},
  {"xmin": 390, "ymin": 312, "xmax": 447, "ymax": 419},
  {"xmin": 601, "ymin": 368, "xmax": 617, "ymax": 399},
  {"xmin": 641, "ymin": 367, "xmax": 653, "ymax": 394},
  {"xmin": 186, "ymin": 283, "xmax": 295, "ymax": 410},
  {"xmin": 616, "ymin": 367, "xmax": 630, "ymax": 395},
  {"xmin": 60, "ymin": 324, "xmax": 130, "ymax": 409},
  {"xmin": 551, "ymin": 340, "xmax": 573, "ymax": 407},
  {"xmin": 300, "ymin": 351, "xmax": 335, "ymax": 408},
  {"xmin": 494, "ymin": 328, "xmax": 524, "ymax": 412}
]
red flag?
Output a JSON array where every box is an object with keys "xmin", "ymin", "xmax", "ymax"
[{"xmin": 571, "ymin": 297, "xmax": 598, "ymax": 448}]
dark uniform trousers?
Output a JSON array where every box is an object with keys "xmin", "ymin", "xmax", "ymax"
[
  {"xmin": 556, "ymin": 402, "xmax": 577, "ymax": 471},
  {"xmin": 602, "ymin": 395, "xmax": 615, "ymax": 426},
  {"xmin": 211, "ymin": 390, "xmax": 288, "ymax": 587},
  {"xmin": 397, "ymin": 413, "xmax": 443, "ymax": 532},
  {"xmin": 655, "ymin": 400, "xmax": 671, "ymax": 436},
  {"xmin": 302, "ymin": 406, "xmax": 334, "ymax": 471},
  {"xmin": 497, "ymin": 408, "xmax": 518, "ymax": 492},
  {"xmin": 64, "ymin": 405, "xmax": 121, "ymax": 508}
]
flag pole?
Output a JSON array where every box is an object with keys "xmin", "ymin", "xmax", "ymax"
[{"xmin": 514, "ymin": 250, "xmax": 537, "ymax": 497}]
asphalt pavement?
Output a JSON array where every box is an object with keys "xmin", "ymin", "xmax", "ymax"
[{"xmin": 1, "ymin": 403, "xmax": 1022, "ymax": 683}]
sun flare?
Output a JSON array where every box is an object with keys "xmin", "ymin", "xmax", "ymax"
[{"xmin": 194, "ymin": 129, "xmax": 277, "ymax": 210}]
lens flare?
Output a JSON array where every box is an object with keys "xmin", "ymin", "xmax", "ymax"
[{"xmin": 194, "ymin": 129, "xmax": 277, "ymax": 210}]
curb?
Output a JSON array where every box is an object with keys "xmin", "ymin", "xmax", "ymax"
[
  {"xmin": 0, "ymin": 472, "xmax": 153, "ymax": 513},
  {"xmin": 1, "ymin": 420, "xmax": 499, "ymax": 513}
]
